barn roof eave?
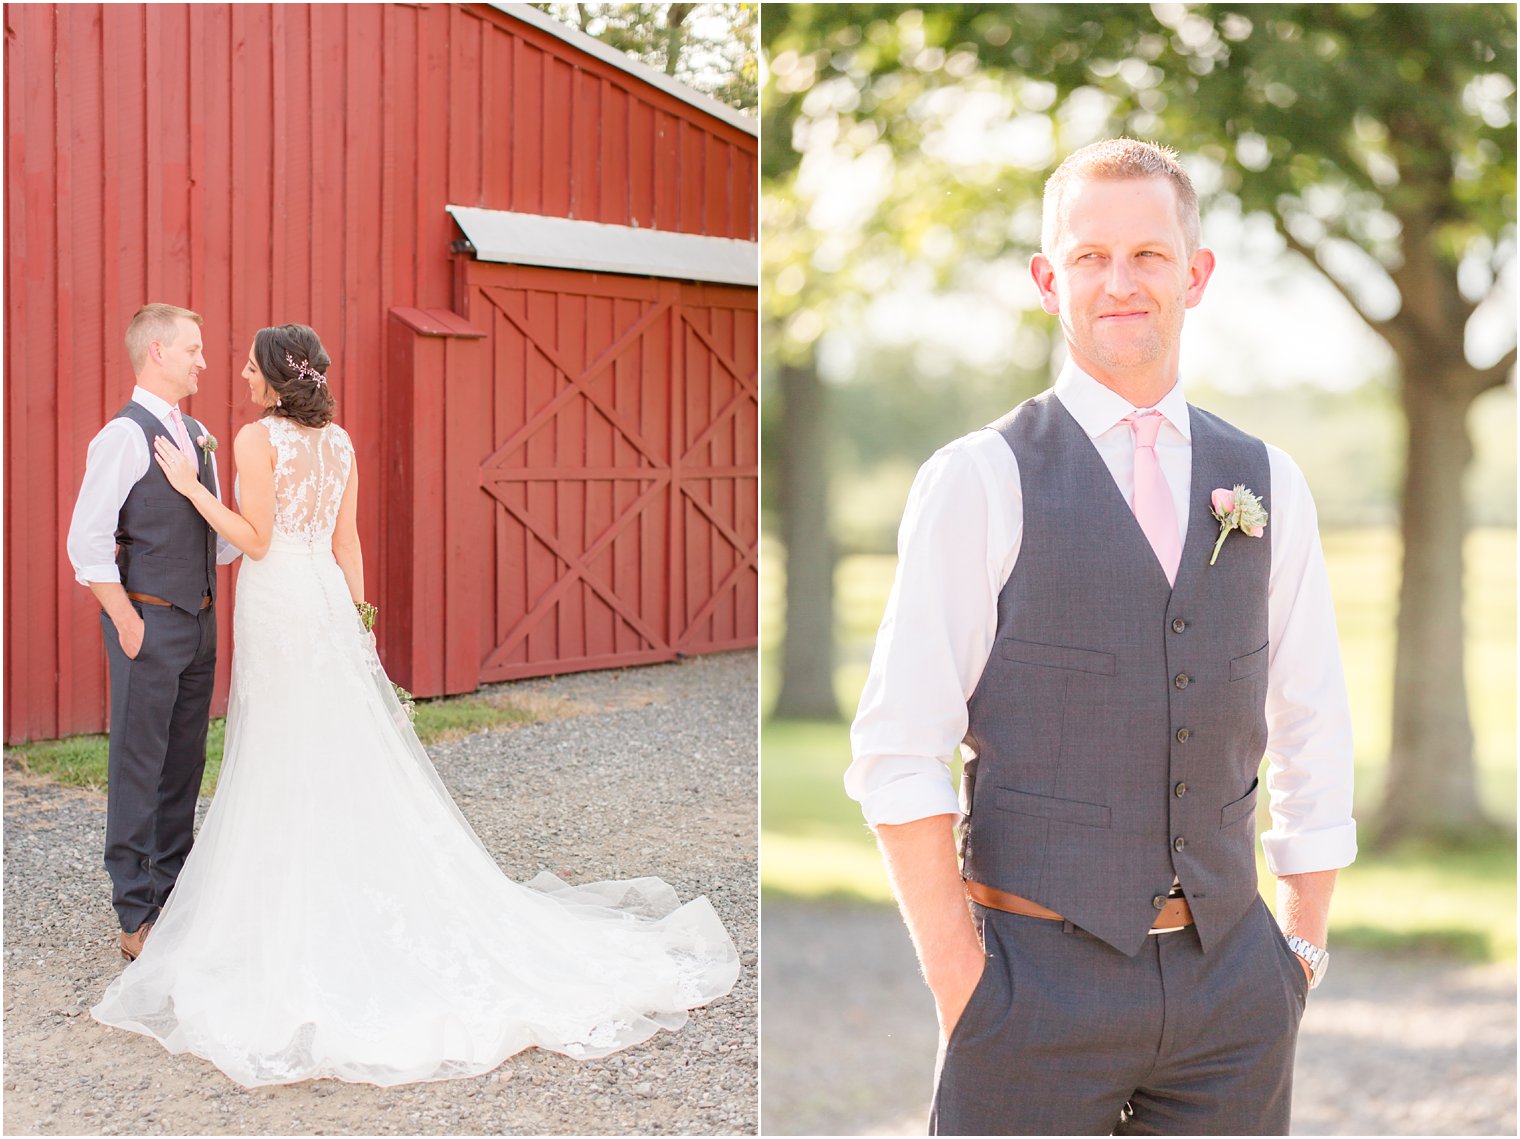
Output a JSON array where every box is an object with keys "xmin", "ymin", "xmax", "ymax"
[{"xmin": 490, "ymin": 2, "xmax": 758, "ymax": 139}]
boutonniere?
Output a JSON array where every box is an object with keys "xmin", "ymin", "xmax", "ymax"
[
  {"xmin": 1209, "ymin": 485, "xmax": 1268, "ymax": 565},
  {"xmin": 196, "ymin": 432, "xmax": 218, "ymax": 462}
]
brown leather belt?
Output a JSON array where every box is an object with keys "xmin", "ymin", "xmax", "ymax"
[
  {"xmin": 965, "ymin": 879, "xmax": 1194, "ymax": 931},
  {"xmin": 127, "ymin": 591, "xmax": 212, "ymax": 611}
]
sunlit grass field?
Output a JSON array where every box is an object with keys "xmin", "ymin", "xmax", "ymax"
[{"xmin": 762, "ymin": 527, "xmax": 1517, "ymax": 961}]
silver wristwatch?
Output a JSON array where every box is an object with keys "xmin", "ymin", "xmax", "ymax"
[{"xmin": 1283, "ymin": 934, "xmax": 1329, "ymax": 990}]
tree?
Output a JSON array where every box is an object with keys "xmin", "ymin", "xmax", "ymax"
[
  {"xmin": 772, "ymin": 357, "xmax": 841, "ymax": 719},
  {"xmin": 761, "ymin": 4, "xmax": 1516, "ymax": 841},
  {"xmin": 532, "ymin": 3, "xmax": 759, "ymax": 113},
  {"xmin": 760, "ymin": 164, "xmax": 840, "ymax": 719}
]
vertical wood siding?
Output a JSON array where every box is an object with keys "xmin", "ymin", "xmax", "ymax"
[
  {"xmin": 461, "ymin": 264, "xmax": 757, "ymax": 684},
  {"xmin": 4, "ymin": 3, "xmax": 758, "ymax": 742}
]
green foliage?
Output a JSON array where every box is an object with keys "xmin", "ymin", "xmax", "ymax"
[
  {"xmin": 530, "ymin": 2, "xmax": 759, "ymax": 112},
  {"xmin": 765, "ymin": 5, "xmax": 1516, "ymax": 225},
  {"xmin": 761, "ymin": 2, "xmax": 1515, "ymax": 379}
]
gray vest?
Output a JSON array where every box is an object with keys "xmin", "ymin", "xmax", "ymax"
[
  {"xmin": 960, "ymin": 390, "xmax": 1271, "ymax": 957},
  {"xmin": 113, "ymin": 402, "xmax": 218, "ymax": 614}
]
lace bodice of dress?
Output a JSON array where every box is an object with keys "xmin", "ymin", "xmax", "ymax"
[{"xmin": 261, "ymin": 418, "xmax": 354, "ymax": 543}]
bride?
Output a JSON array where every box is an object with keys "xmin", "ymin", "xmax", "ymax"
[{"xmin": 91, "ymin": 323, "xmax": 739, "ymax": 1088}]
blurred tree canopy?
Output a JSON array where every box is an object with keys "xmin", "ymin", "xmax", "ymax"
[
  {"xmin": 531, "ymin": 3, "xmax": 759, "ymax": 112},
  {"xmin": 761, "ymin": 4, "xmax": 1516, "ymax": 844}
]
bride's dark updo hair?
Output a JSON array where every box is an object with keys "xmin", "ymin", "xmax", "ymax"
[{"xmin": 254, "ymin": 323, "xmax": 336, "ymax": 427}]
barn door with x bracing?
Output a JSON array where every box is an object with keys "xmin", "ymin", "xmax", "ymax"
[{"xmin": 466, "ymin": 264, "xmax": 756, "ymax": 683}]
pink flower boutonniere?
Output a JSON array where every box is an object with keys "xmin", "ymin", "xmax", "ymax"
[
  {"xmin": 196, "ymin": 432, "xmax": 218, "ymax": 462},
  {"xmin": 1208, "ymin": 485, "xmax": 1268, "ymax": 565}
]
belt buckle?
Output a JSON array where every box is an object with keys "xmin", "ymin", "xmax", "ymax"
[{"xmin": 1150, "ymin": 890, "xmax": 1191, "ymax": 935}]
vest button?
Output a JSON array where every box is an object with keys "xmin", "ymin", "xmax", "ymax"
[
  {"xmin": 1171, "ymin": 618, "xmax": 1187, "ymax": 633},
  {"xmin": 1174, "ymin": 781, "xmax": 1188, "ymax": 797},
  {"xmin": 1153, "ymin": 894, "xmax": 1168, "ymax": 910},
  {"xmin": 1176, "ymin": 728, "xmax": 1191, "ymax": 743},
  {"xmin": 1174, "ymin": 673, "xmax": 1191, "ymax": 689},
  {"xmin": 1173, "ymin": 836, "xmax": 1187, "ymax": 852}
]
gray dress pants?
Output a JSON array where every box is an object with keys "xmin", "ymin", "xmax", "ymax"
[
  {"xmin": 101, "ymin": 600, "xmax": 217, "ymax": 932},
  {"xmin": 930, "ymin": 896, "xmax": 1309, "ymax": 1136}
]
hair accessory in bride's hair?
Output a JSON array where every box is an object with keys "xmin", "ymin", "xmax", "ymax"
[{"xmin": 284, "ymin": 352, "xmax": 328, "ymax": 387}]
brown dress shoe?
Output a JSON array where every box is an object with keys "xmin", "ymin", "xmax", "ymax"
[{"xmin": 119, "ymin": 921, "xmax": 153, "ymax": 961}]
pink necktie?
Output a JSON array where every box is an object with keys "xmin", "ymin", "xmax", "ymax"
[
  {"xmin": 1123, "ymin": 411, "xmax": 1181, "ymax": 586},
  {"xmin": 168, "ymin": 407, "xmax": 198, "ymax": 464}
]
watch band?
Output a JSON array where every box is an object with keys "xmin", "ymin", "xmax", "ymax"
[{"xmin": 1283, "ymin": 933, "xmax": 1329, "ymax": 990}]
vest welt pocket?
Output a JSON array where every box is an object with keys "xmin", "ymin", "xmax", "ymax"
[
  {"xmin": 132, "ymin": 550, "xmax": 192, "ymax": 566},
  {"xmin": 997, "ymin": 638, "xmax": 1116, "ymax": 676},
  {"xmin": 1229, "ymin": 642, "xmax": 1269, "ymax": 681},
  {"xmin": 994, "ymin": 786, "xmax": 1112, "ymax": 828},
  {"xmin": 1220, "ymin": 777, "xmax": 1260, "ymax": 828}
]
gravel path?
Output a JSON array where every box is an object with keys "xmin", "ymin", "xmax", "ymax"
[
  {"xmin": 761, "ymin": 899, "xmax": 1516, "ymax": 1136},
  {"xmin": 4, "ymin": 652, "xmax": 757, "ymax": 1136}
]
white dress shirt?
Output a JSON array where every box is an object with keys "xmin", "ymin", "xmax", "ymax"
[
  {"xmin": 847, "ymin": 363, "xmax": 1357, "ymax": 877},
  {"xmin": 67, "ymin": 386, "xmax": 241, "ymax": 585}
]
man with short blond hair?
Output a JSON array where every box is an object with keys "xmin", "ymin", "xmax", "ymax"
[
  {"xmin": 68, "ymin": 303, "xmax": 240, "ymax": 962},
  {"xmin": 123, "ymin": 303, "xmax": 203, "ymax": 373},
  {"xmin": 1040, "ymin": 137, "xmax": 1202, "ymax": 255},
  {"xmin": 849, "ymin": 139, "xmax": 1355, "ymax": 1134}
]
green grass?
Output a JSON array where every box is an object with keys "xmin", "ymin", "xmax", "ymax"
[
  {"xmin": 1323, "ymin": 528, "xmax": 1517, "ymax": 822},
  {"xmin": 410, "ymin": 695, "xmax": 541, "ymax": 743},
  {"xmin": 7, "ymin": 689, "xmax": 553, "ymax": 799},
  {"xmin": 762, "ymin": 527, "xmax": 1518, "ymax": 962},
  {"xmin": 761, "ymin": 718, "xmax": 893, "ymax": 902},
  {"xmin": 1310, "ymin": 840, "xmax": 1516, "ymax": 961}
]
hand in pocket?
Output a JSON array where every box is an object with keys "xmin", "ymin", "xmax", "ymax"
[
  {"xmin": 933, "ymin": 946, "xmax": 990, "ymax": 1040},
  {"xmin": 116, "ymin": 609, "xmax": 146, "ymax": 660}
]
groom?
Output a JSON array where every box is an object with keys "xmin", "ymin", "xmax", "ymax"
[
  {"xmin": 848, "ymin": 140, "xmax": 1356, "ymax": 1134},
  {"xmin": 66, "ymin": 303, "xmax": 240, "ymax": 960}
]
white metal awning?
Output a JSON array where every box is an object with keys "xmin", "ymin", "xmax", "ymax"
[{"xmin": 447, "ymin": 206, "xmax": 758, "ymax": 287}]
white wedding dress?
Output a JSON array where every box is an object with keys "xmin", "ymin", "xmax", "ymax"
[{"xmin": 92, "ymin": 418, "xmax": 739, "ymax": 1087}]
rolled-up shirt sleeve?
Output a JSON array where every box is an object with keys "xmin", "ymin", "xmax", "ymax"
[
  {"xmin": 1259, "ymin": 446, "xmax": 1358, "ymax": 875},
  {"xmin": 66, "ymin": 420, "xmax": 145, "ymax": 586},
  {"xmin": 846, "ymin": 432, "xmax": 1021, "ymax": 826}
]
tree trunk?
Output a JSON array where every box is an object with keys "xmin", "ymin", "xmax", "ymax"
[
  {"xmin": 1375, "ymin": 369, "xmax": 1497, "ymax": 845},
  {"xmin": 773, "ymin": 356, "xmax": 841, "ymax": 720},
  {"xmin": 664, "ymin": 3, "xmax": 693, "ymax": 76}
]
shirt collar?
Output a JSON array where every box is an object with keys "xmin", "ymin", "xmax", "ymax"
[
  {"xmin": 131, "ymin": 385, "xmax": 178, "ymax": 422},
  {"xmin": 1052, "ymin": 360, "xmax": 1192, "ymax": 442}
]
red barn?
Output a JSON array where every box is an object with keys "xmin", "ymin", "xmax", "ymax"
[{"xmin": 4, "ymin": 2, "xmax": 758, "ymax": 742}]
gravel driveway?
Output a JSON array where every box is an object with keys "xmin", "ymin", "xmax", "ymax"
[
  {"xmin": 4, "ymin": 651, "xmax": 757, "ymax": 1136},
  {"xmin": 762, "ymin": 899, "xmax": 1516, "ymax": 1136}
]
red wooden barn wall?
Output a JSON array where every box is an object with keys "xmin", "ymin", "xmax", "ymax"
[
  {"xmin": 458, "ymin": 265, "xmax": 756, "ymax": 687},
  {"xmin": 4, "ymin": 2, "xmax": 758, "ymax": 743}
]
